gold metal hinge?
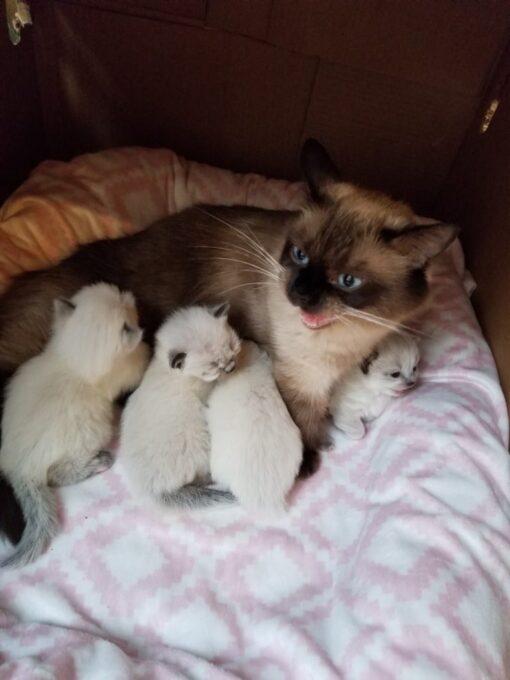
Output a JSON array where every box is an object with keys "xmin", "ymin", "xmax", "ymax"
[
  {"xmin": 5, "ymin": 0, "xmax": 32, "ymax": 45},
  {"xmin": 480, "ymin": 99, "xmax": 499, "ymax": 134}
]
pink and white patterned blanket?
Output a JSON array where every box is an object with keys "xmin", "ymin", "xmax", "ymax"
[{"xmin": 1, "ymin": 153, "xmax": 509, "ymax": 679}]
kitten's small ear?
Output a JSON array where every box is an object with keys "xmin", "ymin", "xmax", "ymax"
[
  {"xmin": 210, "ymin": 302, "xmax": 230, "ymax": 319},
  {"xmin": 360, "ymin": 349, "xmax": 379, "ymax": 375},
  {"xmin": 170, "ymin": 351, "xmax": 186, "ymax": 369},
  {"xmin": 384, "ymin": 222, "xmax": 460, "ymax": 267},
  {"xmin": 124, "ymin": 326, "xmax": 143, "ymax": 351},
  {"xmin": 301, "ymin": 138, "xmax": 342, "ymax": 203},
  {"xmin": 53, "ymin": 297, "xmax": 76, "ymax": 318}
]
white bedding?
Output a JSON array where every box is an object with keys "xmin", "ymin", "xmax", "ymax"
[{"xmin": 0, "ymin": 153, "xmax": 509, "ymax": 679}]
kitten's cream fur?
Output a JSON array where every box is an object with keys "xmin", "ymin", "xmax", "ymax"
[
  {"xmin": 208, "ymin": 341, "xmax": 302, "ymax": 514},
  {"xmin": 331, "ymin": 333, "xmax": 420, "ymax": 439},
  {"xmin": 0, "ymin": 283, "xmax": 149, "ymax": 568},
  {"xmin": 119, "ymin": 304, "xmax": 241, "ymax": 509}
]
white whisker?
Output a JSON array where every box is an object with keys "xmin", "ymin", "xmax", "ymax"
[
  {"xmin": 190, "ymin": 255, "xmax": 280, "ymax": 282},
  {"xmin": 344, "ymin": 311, "xmax": 402, "ymax": 334},
  {"xmin": 192, "ymin": 243, "xmax": 280, "ymax": 273},
  {"xmin": 212, "ymin": 281, "xmax": 276, "ymax": 298},
  {"xmin": 334, "ymin": 314, "xmax": 356, "ymax": 331},
  {"xmin": 343, "ymin": 309, "xmax": 420, "ymax": 337},
  {"xmin": 344, "ymin": 307, "xmax": 427, "ymax": 337},
  {"xmin": 196, "ymin": 207, "xmax": 284, "ymax": 273}
]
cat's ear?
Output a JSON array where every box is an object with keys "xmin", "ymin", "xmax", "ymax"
[
  {"xmin": 360, "ymin": 349, "xmax": 379, "ymax": 375},
  {"xmin": 170, "ymin": 351, "xmax": 186, "ymax": 369},
  {"xmin": 122, "ymin": 324, "xmax": 143, "ymax": 351},
  {"xmin": 301, "ymin": 138, "xmax": 342, "ymax": 203},
  {"xmin": 210, "ymin": 302, "xmax": 230, "ymax": 319},
  {"xmin": 53, "ymin": 297, "xmax": 76, "ymax": 318},
  {"xmin": 383, "ymin": 222, "xmax": 459, "ymax": 267}
]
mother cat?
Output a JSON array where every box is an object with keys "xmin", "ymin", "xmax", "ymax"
[{"xmin": 0, "ymin": 140, "xmax": 456, "ymax": 525}]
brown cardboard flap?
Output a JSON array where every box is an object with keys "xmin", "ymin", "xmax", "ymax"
[
  {"xmin": 268, "ymin": 0, "xmax": 510, "ymax": 96},
  {"xmin": 439, "ymin": 73, "xmax": 510, "ymax": 410},
  {"xmin": 207, "ymin": 0, "xmax": 272, "ymax": 40}
]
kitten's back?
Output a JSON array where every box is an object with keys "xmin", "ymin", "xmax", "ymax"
[{"xmin": 208, "ymin": 341, "xmax": 302, "ymax": 513}]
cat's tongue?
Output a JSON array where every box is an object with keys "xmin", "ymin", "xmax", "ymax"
[{"xmin": 300, "ymin": 311, "xmax": 334, "ymax": 330}]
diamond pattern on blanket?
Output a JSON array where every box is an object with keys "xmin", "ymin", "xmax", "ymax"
[{"xmin": 100, "ymin": 532, "xmax": 166, "ymax": 589}]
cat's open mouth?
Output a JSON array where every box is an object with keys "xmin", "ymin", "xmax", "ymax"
[{"xmin": 300, "ymin": 311, "xmax": 335, "ymax": 330}]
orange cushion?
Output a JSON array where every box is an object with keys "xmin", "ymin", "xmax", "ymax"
[{"xmin": 0, "ymin": 147, "xmax": 305, "ymax": 294}]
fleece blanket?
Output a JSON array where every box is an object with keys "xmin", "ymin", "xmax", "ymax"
[{"xmin": 0, "ymin": 152, "xmax": 509, "ymax": 679}]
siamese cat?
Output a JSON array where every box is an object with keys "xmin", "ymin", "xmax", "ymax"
[
  {"xmin": 0, "ymin": 283, "xmax": 149, "ymax": 567},
  {"xmin": 0, "ymin": 140, "xmax": 457, "ymax": 539}
]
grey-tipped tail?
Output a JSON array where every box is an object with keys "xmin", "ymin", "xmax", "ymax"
[
  {"xmin": 160, "ymin": 485, "xmax": 236, "ymax": 510},
  {"xmin": 1, "ymin": 478, "xmax": 58, "ymax": 568}
]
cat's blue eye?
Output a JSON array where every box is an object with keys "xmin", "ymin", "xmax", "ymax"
[
  {"xmin": 390, "ymin": 371, "xmax": 401, "ymax": 379},
  {"xmin": 337, "ymin": 273, "xmax": 363, "ymax": 291},
  {"xmin": 290, "ymin": 245, "xmax": 309, "ymax": 266}
]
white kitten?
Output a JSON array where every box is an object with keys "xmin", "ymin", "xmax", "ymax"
[
  {"xmin": 330, "ymin": 333, "xmax": 420, "ymax": 439},
  {"xmin": 119, "ymin": 303, "xmax": 241, "ymax": 509},
  {"xmin": 0, "ymin": 283, "xmax": 149, "ymax": 568},
  {"xmin": 208, "ymin": 340, "xmax": 302, "ymax": 515}
]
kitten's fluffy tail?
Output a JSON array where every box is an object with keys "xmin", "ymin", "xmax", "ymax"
[
  {"xmin": 160, "ymin": 485, "xmax": 236, "ymax": 510},
  {"xmin": 1, "ymin": 478, "xmax": 58, "ymax": 568}
]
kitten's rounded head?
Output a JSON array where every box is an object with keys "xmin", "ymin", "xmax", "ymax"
[
  {"xmin": 363, "ymin": 333, "xmax": 421, "ymax": 396},
  {"xmin": 52, "ymin": 283, "xmax": 143, "ymax": 379},
  {"xmin": 156, "ymin": 303, "xmax": 241, "ymax": 382},
  {"xmin": 280, "ymin": 139, "xmax": 458, "ymax": 333}
]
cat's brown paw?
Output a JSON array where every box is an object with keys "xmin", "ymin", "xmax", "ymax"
[{"xmin": 298, "ymin": 448, "xmax": 321, "ymax": 479}]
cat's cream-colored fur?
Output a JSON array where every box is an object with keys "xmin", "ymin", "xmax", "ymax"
[
  {"xmin": 331, "ymin": 333, "xmax": 420, "ymax": 439},
  {"xmin": 0, "ymin": 283, "xmax": 149, "ymax": 567},
  {"xmin": 119, "ymin": 304, "xmax": 241, "ymax": 509},
  {"xmin": 208, "ymin": 340, "xmax": 302, "ymax": 514}
]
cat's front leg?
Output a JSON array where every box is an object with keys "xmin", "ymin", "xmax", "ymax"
[
  {"xmin": 335, "ymin": 416, "xmax": 366, "ymax": 440},
  {"xmin": 273, "ymin": 368, "xmax": 330, "ymax": 478}
]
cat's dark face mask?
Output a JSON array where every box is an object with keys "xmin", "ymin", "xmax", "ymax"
[{"xmin": 280, "ymin": 140, "xmax": 458, "ymax": 331}]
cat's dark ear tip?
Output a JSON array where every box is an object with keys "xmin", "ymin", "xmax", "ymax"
[
  {"xmin": 300, "ymin": 138, "xmax": 342, "ymax": 203},
  {"xmin": 300, "ymin": 139, "xmax": 332, "ymax": 170},
  {"xmin": 53, "ymin": 297, "xmax": 76, "ymax": 317},
  {"xmin": 211, "ymin": 302, "xmax": 230, "ymax": 319},
  {"xmin": 450, "ymin": 223, "xmax": 461, "ymax": 237},
  {"xmin": 301, "ymin": 137, "xmax": 323, "ymax": 157}
]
